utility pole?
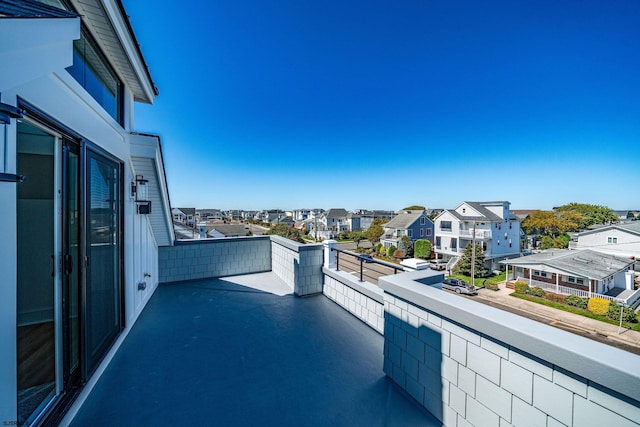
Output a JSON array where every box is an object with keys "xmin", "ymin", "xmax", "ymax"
[{"xmin": 471, "ymin": 220, "xmax": 476, "ymax": 287}]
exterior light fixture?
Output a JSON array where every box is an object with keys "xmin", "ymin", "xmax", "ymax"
[{"xmin": 134, "ymin": 174, "xmax": 151, "ymax": 214}]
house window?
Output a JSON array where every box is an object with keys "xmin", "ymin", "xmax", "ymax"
[
  {"xmin": 440, "ymin": 221, "xmax": 452, "ymax": 231},
  {"xmin": 462, "ymin": 208, "xmax": 466, "ymax": 213},
  {"xmin": 451, "ymin": 238, "xmax": 457, "ymax": 250},
  {"xmin": 420, "ymin": 229, "xmax": 424, "ymax": 237},
  {"xmin": 426, "ymin": 229, "xmax": 432, "ymax": 236},
  {"xmin": 607, "ymin": 237, "xmax": 618, "ymax": 244},
  {"xmin": 435, "ymin": 236, "xmax": 441, "ymax": 248},
  {"xmin": 567, "ymin": 276, "xmax": 585, "ymax": 285},
  {"xmin": 533, "ymin": 270, "xmax": 548, "ymax": 278},
  {"xmin": 420, "ymin": 217, "xmax": 426, "ymax": 225},
  {"xmin": 67, "ymin": 29, "xmax": 123, "ymax": 124},
  {"xmin": 408, "ymin": 229, "xmax": 413, "ymax": 237}
]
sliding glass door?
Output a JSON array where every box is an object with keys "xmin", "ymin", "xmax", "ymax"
[
  {"xmin": 84, "ymin": 149, "xmax": 123, "ymax": 375},
  {"xmin": 16, "ymin": 116, "xmax": 124, "ymax": 424}
]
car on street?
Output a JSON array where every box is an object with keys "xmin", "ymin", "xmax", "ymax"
[
  {"xmin": 442, "ymin": 278, "xmax": 477, "ymax": 295},
  {"xmin": 429, "ymin": 259, "xmax": 447, "ymax": 271},
  {"xmin": 358, "ymin": 254, "xmax": 374, "ymax": 263}
]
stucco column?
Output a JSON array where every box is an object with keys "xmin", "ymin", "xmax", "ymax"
[{"xmin": 323, "ymin": 240, "xmax": 337, "ymax": 269}]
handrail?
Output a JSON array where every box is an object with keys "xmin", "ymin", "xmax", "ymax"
[{"xmin": 332, "ymin": 248, "xmax": 404, "ymax": 283}]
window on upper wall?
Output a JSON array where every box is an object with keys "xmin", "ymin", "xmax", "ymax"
[
  {"xmin": 408, "ymin": 229, "xmax": 413, "ymax": 237},
  {"xmin": 420, "ymin": 229, "xmax": 424, "ymax": 237},
  {"xmin": 67, "ymin": 29, "xmax": 123, "ymax": 124},
  {"xmin": 440, "ymin": 221, "xmax": 452, "ymax": 230},
  {"xmin": 607, "ymin": 237, "xmax": 618, "ymax": 244},
  {"xmin": 420, "ymin": 217, "xmax": 426, "ymax": 225},
  {"xmin": 426, "ymin": 229, "xmax": 432, "ymax": 236}
]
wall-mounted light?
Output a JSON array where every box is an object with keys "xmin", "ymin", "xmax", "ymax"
[{"xmin": 134, "ymin": 174, "xmax": 151, "ymax": 214}]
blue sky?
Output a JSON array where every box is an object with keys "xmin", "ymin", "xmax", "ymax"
[{"xmin": 124, "ymin": 0, "xmax": 640, "ymax": 211}]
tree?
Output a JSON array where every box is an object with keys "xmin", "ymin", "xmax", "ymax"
[
  {"xmin": 399, "ymin": 235, "xmax": 413, "ymax": 256},
  {"xmin": 267, "ymin": 224, "xmax": 305, "ymax": 243},
  {"xmin": 453, "ymin": 243, "xmax": 487, "ymax": 277},
  {"xmin": 414, "ymin": 239, "xmax": 432, "ymax": 259},
  {"xmin": 386, "ymin": 245, "xmax": 397, "ymax": 258},
  {"xmin": 349, "ymin": 231, "xmax": 367, "ymax": 247},
  {"xmin": 367, "ymin": 222, "xmax": 384, "ymax": 246},
  {"xmin": 402, "ymin": 205, "xmax": 426, "ymax": 211},
  {"xmin": 554, "ymin": 203, "xmax": 617, "ymax": 228}
]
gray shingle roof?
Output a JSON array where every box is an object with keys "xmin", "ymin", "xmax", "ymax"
[
  {"xmin": 501, "ymin": 250, "xmax": 634, "ymax": 280},
  {"xmin": 384, "ymin": 210, "xmax": 427, "ymax": 230},
  {"xmin": 0, "ymin": 0, "xmax": 78, "ymax": 18},
  {"xmin": 325, "ymin": 208, "xmax": 348, "ymax": 219},
  {"xmin": 579, "ymin": 221, "xmax": 640, "ymax": 237}
]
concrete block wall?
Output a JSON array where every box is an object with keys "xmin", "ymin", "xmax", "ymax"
[
  {"xmin": 270, "ymin": 235, "xmax": 323, "ymax": 296},
  {"xmin": 323, "ymin": 267, "xmax": 384, "ymax": 334},
  {"xmin": 158, "ymin": 236, "xmax": 271, "ymax": 283},
  {"xmin": 380, "ymin": 273, "xmax": 640, "ymax": 427}
]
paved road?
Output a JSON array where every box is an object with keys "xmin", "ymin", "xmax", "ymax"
[
  {"xmin": 462, "ymin": 284, "xmax": 640, "ymax": 355},
  {"xmin": 335, "ymin": 251, "xmax": 400, "ymax": 286}
]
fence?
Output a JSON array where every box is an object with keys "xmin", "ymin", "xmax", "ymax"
[{"xmin": 516, "ymin": 276, "xmax": 621, "ymax": 303}]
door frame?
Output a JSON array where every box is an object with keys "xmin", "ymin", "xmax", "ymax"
[{"xmin": 17, "ymin": 98, "xmax": 126, "ymax": 424}]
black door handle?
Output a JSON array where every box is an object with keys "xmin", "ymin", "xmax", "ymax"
[{"xmin": 64, "ymin": 254, "xmax": 74, "ymax": 275}]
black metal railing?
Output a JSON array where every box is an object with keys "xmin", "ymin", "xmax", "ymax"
[{"xmin": 332, "ymin": 248, "xmax": 404, "ymax": 285}]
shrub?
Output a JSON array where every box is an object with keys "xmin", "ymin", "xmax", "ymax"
[
  {"xmin": 386, "ymin": 245, "xmax": 397, "ymax": 257},
  {"xmin": 530, "ymin": 286, "xmax": 546, "ymax": 297},
  {"xmin": 607, "ymin": 302, "xmax": 638, "ymax": 323},
  {"xmin": 378, "ymin": 245, "xmax": 386, "ymax": 255},
  {"xmin": 514, "ymin": 281, "xmax": 529, "ymax": 294},
  {"xmin": 414, "ymin": 239, "xmax": 432, "ymax": 259},
  {"xmin": 393, "ymin": 250, "xmax": 406, "ymax": 259},
  {"xmin": 375, "ymin": 243, "xmax": 383, "ymax": 253},
  {"xmin": 544, "ymin": 292, "xmax": 565, "ymax": 304},
  {"xmin": 565, "ymin": 294, "xmax": 589, "ymax": 309},
  {"xmin": 485, "ymin": 282, "xmax": 499, "ymax": 291},
  {"xmin": 587, "ymin": 297, "xmax": 610, "ymax": 315}
]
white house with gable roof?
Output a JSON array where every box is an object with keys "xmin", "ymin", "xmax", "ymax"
[{"xmin": 434, "ymin": 201, "xmax": 521, "ymax": 271}]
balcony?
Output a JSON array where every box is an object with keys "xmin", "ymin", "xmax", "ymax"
[
  {"xmin": 63, "ymin": 236, "xmax": 640, "ymax": 426},
  {"xmin": 459, "ymin": 229, "xmax": 491, "ymax": 239},
  {"xmin": 67, "ymin": 272, "xmax": 438, "ymax": 426}
]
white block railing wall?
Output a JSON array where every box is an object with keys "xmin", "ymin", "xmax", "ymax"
[
  {"xmin": 158, "ymin": 236, "xmax": 272, "ymax": 283},
  {"xmin": 321, "ymin": 240, "xmax": 385, "ymax": 333},
  {"xmin": 320, "ymin": 241, "xmax": 444, "ymax": 335},
  {"xmin": 158, "ymin": 236, "xmax": 324, "ymax": 296},
  {"xmin": 270, "ymin": 235, "xmax": 323, "ymax": 296},
  {"xmin": 380, "ymin": 272, "xmax": 640, "ymax": 427}
]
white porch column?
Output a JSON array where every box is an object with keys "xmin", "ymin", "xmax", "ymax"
[
  {"xmin": 529, "ymin": 268, "xmax": 532, "ymax": 286},
  {"xmin": 556, "ymin": 273, "xmax": 559, "ymax": 294},
  {"xmin": 323, "ymin": 240, "xmax": 337, "ymax": 269}
]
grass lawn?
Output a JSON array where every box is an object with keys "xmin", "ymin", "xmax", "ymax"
[
  {"xmin": 445, "ymin": 272, "xmax": 507, "ymax": 289},
  {"xmin": 511, "ymin": 293, "xmax": 640, "ymax": 332}
]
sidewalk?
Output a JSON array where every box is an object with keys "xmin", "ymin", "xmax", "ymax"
[{"xmin": 474, "ymin": 282, "xmax": 640, "ymax": 352}]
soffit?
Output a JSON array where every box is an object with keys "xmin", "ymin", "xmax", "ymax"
[{"xmin": 71, "ymin": 0, "xmax": 157, "ymax": 103}]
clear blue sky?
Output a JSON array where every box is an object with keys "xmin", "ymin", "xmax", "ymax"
[{"xmin": 124, "ymin": 0, "xmax": 640, "ymax": 211}]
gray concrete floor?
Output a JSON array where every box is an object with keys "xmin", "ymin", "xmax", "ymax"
[{"xmin": 70, "ymin": 273, "xmax": 440, "ymax": 426}]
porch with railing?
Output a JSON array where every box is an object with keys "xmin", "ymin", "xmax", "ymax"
[{"xmin": 513, "ymin": 276, "xmax": 640, "ymax": 305}]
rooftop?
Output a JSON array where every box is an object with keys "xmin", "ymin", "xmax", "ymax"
[{"xmin": 67, "ymin": 272, "xmax": 438, "ymax": 426}]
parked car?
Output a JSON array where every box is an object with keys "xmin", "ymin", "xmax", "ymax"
[
  {"xmin": 442, "ymin": 278, "xmax": 477, "ymax": 295},
  {"xmin": 358, "ymin": 254, "xmax": 374, "ymax": 263},
  {"xmin": 429, "ymin": 259, "xmax": 447, "ymax": 271}
]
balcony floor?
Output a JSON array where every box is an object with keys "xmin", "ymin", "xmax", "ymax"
[{"xmin": 69, "ymin": 272, "xmax": 439, "ymax": 426}]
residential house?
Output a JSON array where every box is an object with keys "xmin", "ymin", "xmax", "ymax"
[
  {"xmin": 0, "ymin": 0, "xmax": 173, "ymax": 423},
  {"xmin": 172, "ymin": 207, "xmax": 187, "ymax": 223},
  {"xmin": 208, "ymin": 224, "xmax": 251, "ymax": 238},
  {"xmin": 198, "ymin": 209, "xmax": 223, "ymax": 221},
  {"xmin": 319, "ymin": 208, "xmax": 349, "ymax": 232},
  {"xmin": 380, "ymin": 210, "xmax": 434, "ymax": 249},
  {"xmin": 572, "ymin": 222, "xmax": 640, "ymax": 261},
  {"xmin": 434, "ymin": 201, "xmax": 521, "ymax": 271},
  {"xmin": 293, "ymin": 208, "xmax": 323, "ymax": 221},
  {"xmin": 175, "ymin": 207, "xmax": 196, "ymax": 225},
  {"xmin": 501, "ymin": 249, "xmax": 639, "ymax": 306}
]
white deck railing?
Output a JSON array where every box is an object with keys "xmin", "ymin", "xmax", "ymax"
[{"xmin": 516, "ymin": 276, "xmax": 621, "ymax": 303}]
